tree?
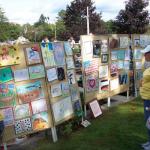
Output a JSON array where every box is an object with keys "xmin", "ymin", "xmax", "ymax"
[
  {"xmin": 114, "ymin": 0, "xmax": 149, "ymax": 34},
  {"xmin": 34, "ymin": 14, "xmax": 48, "ymax": 27},
  {"xmin": 64, "ymin": 0, "xmax": 105, "ymax": 40},
  {"xmin": 0, "ymin": 7, "xmax": 8, "ymax": 22}
]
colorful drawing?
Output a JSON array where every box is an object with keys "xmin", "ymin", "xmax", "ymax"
[
  {"xmin": 32, "ymin": 112, "xmax": 49, "ymax": 131},
  {"xmin": 51, "ymin": 83, "xmax": 62, "ymax": 98},
  {"xmin": 57, "ymin": 67, "xmax": 65, "ymax": 81},
  {"xmin": 110, "ymin": 62, "xmax": 118, "ymax": 77},
  {"xmin": 53, "ymin": 42, "xmax": 65, "ymax": 66},
  {"xmin": 73, "ymin": 100, "xmax": 82, "ymax": 117},
  {"xmin": 110, "ymin": 78, "xmax": 119, "ymax": 91},
  {"xmin": 120, "ymin": 37, "xmax": 129, "ymax": 48},
  {"xmin": 119, "ymin": 72, "xmax": 128, "ymax": 85},
  {"xmin": 14, "ymin": 104, "xmax": 31, "ymax": 120},
  {"xmin": 140, "ymin": 35, "xmax": 150, "ymax": 47},
  {"xmin": 67, "ymin": 70, "xmax": 76, "ymax": 85},
  {"xmin": 125, "ymin": 50, "xmax": 130, "ymax": 60},
  {"xmin": 99, "ymin": 79, "xmax": 109, "ymax": 93},
  {"xmin": 61, "ymin": 82, "xmax": 70, "ymax": 97},
  {"xmin": 134, "ymin": 38, "xmax": 140, "ymax": 47},
  {"xmin": 124, "ymin": 61, "xmax": 130, "ymax": 70},
  {"xmin": 41, "ymin": 43, "xmax": 56, "ymax": 67},
  {"xmin": 29, "ymin": 65, "xmax": 45, "ymax": 79},
  {"xmin": 14, "ymin": 68, "xmax": 29, "ymax": 82},
  {"xmin": 117, "ymin": 50, "xmax": 125, "ymax": 60},
  {"xmin": 109, "ymin": 38, "xmax": 119, "ymax": 49},
  {"xmin": 0, "ymin": 45, "xmax": 20, "ymax": 66},
  {"xmin": 0, "ymin": 67, "xmax": 13, "ymax": 83},
  {"xmin": 64, "ymin": 41, "xmax": 73, "ymax": 56},
  {"xmin": 101, "ymin": 54, "xmax": 109, "ymax": 63},
  {"xmin": 66, "ymin": 57, "xmax": 75, "ymax": 69},
  {"xmin": 118, "ymin": 61, "xmax": 124, "ymax": 69},
  {"xmin": 135, "ymin": 70, "xmax": 143, "ymax": 81},
  {"xmin": 93, "ymin": 40, "xmax": 101, "ymax": 57},
  {"xmin": 15, "ymin": 118, "xmax": 32, "ymax": 134},
  {"xmin": 101, "ymin": 40, "xmax": 108, "ymax": 53},
  {"xmin": 99, "ymin": 65, "xmax": 108, "ymax": 78},
  {"xmin": 52, "ymin": 97, "xmax": 74, "ymax": 123},
  {"xmin": 2, "ymin": 107, "xmax": 14, "ymax": 126},
  {"xmin": 46, "ymin": 68, "xmax": 58, "ymax": 82},
  {"xmin": 16, "ymin": 80, "xmax": 44, "ymax": 104},
  {"xmin": 134, "ymin": 49, "xmax": 142, "ymax": 60},
  {"xmin": 0, "ymin": 83, "xmax": 16, "ymax": 108},
  {"xmin": 111, "ymin": 51, "xmax": 117, "ymax": 60},
  {"xmin": 135, "ymin": 61, "xmax": 142, "ymax": 69},
  {"xmin": 70, "ymin": 85, "xmax": 79, "ymax": 102}
]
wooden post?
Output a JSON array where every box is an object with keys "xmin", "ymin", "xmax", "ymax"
[
  {"xmin": 84, "ymin": 104, "xmax": 87, "ymax": 117},
  {"xmin": 127, "ymin": 90, "xmax": 129, "ymax": 100},
  {"xmin": 107, "ymin": 97, "xmax": 111, "ymax": 107},
  {"xmin": 51, "ymin": 127, "xmax": 58, "ymax": 143}
]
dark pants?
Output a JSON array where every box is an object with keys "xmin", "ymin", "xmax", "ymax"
[
  {"xmin": 0, "ymin": 121, "xmax": 4, "ymax": 137},
  {"xmin": 144, "ymin": 100, "xmax": 150, "ymax": 141}
]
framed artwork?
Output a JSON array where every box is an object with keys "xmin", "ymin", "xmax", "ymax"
[
  {"xmin": 2, "ymin": 107, "xmax": 14, "ymax": 126},
  {"xmin": 110, "ymin": 78, "xmax": 119, "ymax": 91},
  {"xmin": 52, "ymin": 97, "xmax": 74, "ymax": 123},
  {"xmin": 109, "ymin": 37, "xmax": 119, "ymax": 49},
  {"xmin": 32, "ymin": 112, "xmax": 49, "ymax": 131},
  {"xmin": 101, "ymin": 54, "xmax": 109, "ymax": 63},
  {"xmin": 93, "ymin": 40, "xmax": 101, "ymax": 57},
  {"xmin": 0, "ymin": 67, "xmax": 13, "ymax": 83},
  {"xmin": 120, "ymin": 37, "xmax": 129, "ymax": 48},
  {"xmin": 124, "ymin": 61, "xmax": 130, "ymax": 70},
  {"xmin": 25, "ymin": 46, "xmax": 41, "ymax": 65},
  {"xmin": 89, "ymin": 100, "xmax": 102, "ymax": 118},
  {"xmin": 73, "ymin": 100, "xmax": 82, "ymax": 117},
  {"xmin": 0, "ymin": 83, "xmax": 17, "ymax": 108},
  {"xmin": 66, "ymin": 57, "xmax": 75, "ymax": 69},
  {"xmin": 119, "ymin": 72, "xmax": 128, "ymax": 85},
  {"xmin": 135, "ymin": 70, "xmax": 143, "ymax": 81},
  {"xmin": 101, "ymin": 40, "xmax": 108, "ymax": 53},
  {"xmin": 46, "ymin": 68, "xmax": 58, "ymax": 82},
  {"xmin": 15, "ymin": 118, "xmax": 32, "ymax": 134},
  {"xmin": 86, "ymin": 73, "xmax": 99, "ymax": 92},
  {"xmin": 70, "ymin": 85, "xmax": 79, "ymax": 102},
  {"xmin": 61, "ymin": 82, "xmax": 70, "ymax": 97},
  {"xmin": 110, "ymin": 62, "xmax": 118, "ymax": 77},
  {"xmin": 29, "ymin": 65, "xmax": 45, "ymax": 79},
  {"xmin": 125, "ymin": 50, "xmax": 130, "ymax": 60},
  {"xmin": 134, "ymin": 38, "xmax": 140, "ymax": 47},
  {"xmin": 0, "ymin": 45, "xmax": 21, "ymax": 67},
  {"xmin": 57, "ymin": 67, "xmax": 65, "ymax": 81},
  {"xmin": 135, "ymin": 61, "xmax": 142, "ymax": 70},
  {"xmin": 118, "ymin": 61, "xmax": 124, "ymax": 69},
  {"xmin": 14, "ymin": 68, "xmax": 29, "ymax": 82},
  {"xmin": 16, "ymin": 80, "xmax": 44, "ymax": 104},
  {"xmin": 140, "ymin": 35, "xmax": 150, "ymax": 47},
  {"xmin": 134, "ymin": 49, "xmax": 142, "ymax": 60},
  {"xmin": 14, "ymin": 103, "xmax": 31, "ymax": 120},
  {"xmin": 117, "ymin": 50, "xmax": 125, "ymax": 60},
  {"xmin": 41, "ymin": 43, "xmax": 56, "ymax": 67},
  {"xmin": 51, "ymin": 83, "xmax": 62, "ymax": 98},
  {"xmin": 99, "ymin": 79, "xmax": 109, "ymax": 93},
  {"xmin": 111, "ymin": 51, "xmax": 117, "ymax": 60},
  {"xmin": 31, "ymin": 99, "xmax": 47, "ymax": 115},
  {"xmin": 53, "ymin": 42, "xmax": 65, "ymax": 66},
  {"xmin": 64, "ymin": 41, "xmax": 73, "ymax": 56},
  {"xmin": 99, "ymin": 65, "xmax": 108, "ymax": 78},
  {"xmin": 67, "ymin": 70, "xmax": 76, "ymax": 85}
]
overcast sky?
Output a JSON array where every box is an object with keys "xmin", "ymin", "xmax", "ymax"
[{"xmin": 0, "ymin": 0, "xmax": 150, "ymax": 25}]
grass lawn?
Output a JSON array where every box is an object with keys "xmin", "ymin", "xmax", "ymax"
[{"xmin": 31, "ymin": 97, "xmax": 147, "ymax": 150}]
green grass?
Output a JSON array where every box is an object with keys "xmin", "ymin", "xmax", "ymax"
[{"xmin": 33, "ymin": 97, "xmax": 147, "ymax": 150}]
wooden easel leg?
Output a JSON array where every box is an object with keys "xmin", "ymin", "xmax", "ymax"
[
  {"xmin": 127, "ymin": 90, "xmax": 129, "ymax": 100},
  {"xmin": 84, "ymin": 104, "xmax": 87, "ymax": 117},
  {"xmin": 51, "ymin": 127, "xmax": 58, "ymax": 143},
  {"xmin": 107, "ymin": 97, "xmax": 111, "ymax": 107}
]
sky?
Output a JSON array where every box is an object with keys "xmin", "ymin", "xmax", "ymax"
[{"xmin": 0, "ymin": 0, "xmax": 150, "ymax": 25}]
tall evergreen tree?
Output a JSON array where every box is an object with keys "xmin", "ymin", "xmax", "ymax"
[{"xmin": 114, "ymin": 0, "xmax": 149, "ymax": 33}]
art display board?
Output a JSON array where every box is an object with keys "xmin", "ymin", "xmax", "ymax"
[{"xmin": 80, "ymin": 34, "xmax": 130, "ymax": 104}]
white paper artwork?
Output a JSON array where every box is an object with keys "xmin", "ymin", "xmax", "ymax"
[
  {"xmin": 51, "ymin": 83, "xmax": 62, "ymax": 97},
  {"xmin": 135, "ymin": 61, "xmax": 142, "ymax": 70},
  {"xmin": 125, "ymin": 50, "xmax": 130, "ymax": 60},
  {"xmin": 110, "ymin": 78, "xmax": 119, "ymax": 91},
  {"xmin": 67, "ymin": 70, "xmax": 76, "ymax": 84},
  {"xmin": 99, "ymin": 65, "xmax": 108, "ymax": 78},
  {"xmin": 101, "ymin": 40, "xmax": 108, "ymax": 53},
  {"xmin": 111, "ymin": 51, "xmax": 117, "ymax": 60},
  {"xmin": 120, "ymin": 37, "xmax": 129, "ymax": 48},
  {"xmin": 66, "ymin": 57, "xmax": 75, "ymax": 69},
  {"xmin": 46, "ymin": 68, "xmax": 57, "ymax": 82}
]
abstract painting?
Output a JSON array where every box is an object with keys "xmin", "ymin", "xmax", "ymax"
[{"xmin": 61, "ymin": 82, "xmax": 70, "ymax": 97}]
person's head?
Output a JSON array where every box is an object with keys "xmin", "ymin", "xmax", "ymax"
[{"xmin": 142, "ymin": 45, "xmax": 150, "ymax": 62}]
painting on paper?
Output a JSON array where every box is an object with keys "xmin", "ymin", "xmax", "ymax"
[
  {"xmin": 52, "ymin": 97, "xmax": 74, "ymax": 123},
  {"xmin": 101, "ymin": 54, "xmax": 109, "ymax": 63},
  {"xmin": 0, "ymin": 83, "xmax": 16, "ymax": 108},
  {"xmin": 14, "ymin": 103, "xmax": 31, "ymax": 120},
  {"xmin": 110, "ymin": 62, "xmax": 118, "ymax": 77},
  {"xmin": 53, "ymin": 42, "xmax": 65, "ymax": 66},
  {"xmin": 51, "ymin": 83, "xmax": 62, "ymax": 98},
  {"xmin": 117, "ymin": 50, "xmax": 125, "ymax": 60},
  {"xmin": 64, "ymin": 41, "xmax": 72, "ymax": 56},
  {"xmin": 61, "ymin": 82, "xmax": 70, "ymax": 97},
  {"xmin": 125, "ymin": 50, "xmax": 130, "ymax": 60},
  {"xmin": 140, "ymin": 35, "xmax": 150, "ymax": 47},
  {"xmin": 46, "ymin": 68, "xmax": 57, "ymax": 82},
  {"xmin": 57, "ymin": 67, "xmax": 65, "ymax": 81},
  {"xmin": 120, "ymin": 36, "xmax": 129, "ymax": 48},
  {"xmin": 93, "ymin": 40, "xmax": 101, "ymax": 57},
  {"xmin": 99, "ymin": 65, "xmax": 108, "ymax": 78},
  {"xmin": 0, "ymin": 45, "xmax": 21, "ymax": 67},
  {"xmin": 134, "ymin": 49, "xmax": 142, "ymax": 60},
  {"xmin": 31, "ymin": 99, "xmax": 47, "ymax": 115},
  {"xmin": 110, "ymin": 78, "xmax": 119, "ymax": 91},
  {"xmin": 118, "ymin": 61, "xmax": 124, "ymax": 69},
  {"xmin": 32, "ymin": 112, "xmax": 49, "ymax": 131},
  {"xmin": 111, "ymin": 51, "xmax": 117, "ymax": 60},
  {"xmin": 29, "ymin": 65, "xmax": 45, "ymax": 79},
  {"xmin": 14, "ymin": 68, "xmax": 29, "ymax": 82},
  {"xmin": 99, "ymin": 79, "xmax": 109, "ymax": 93},
  {"xmin": 109, "ymin": 37, "xmax": 119, "ymax": 49},
  {"xmin": 16, "ymin": 80, "xmax": 44, "ymax": 104},
  {"xmin": 101, "ymin": 40, "xmax": 108, "ymax": 53},
  {"xmin": 66, "ymin": 57, "xmax": 75, "ymax": 69},
  {"xmin": 135, "ymin": 61, "xmax": 142, "ymax": 70},
  {"xmin": 41, "ymin": 43, "xmax": 56, "ymax": 67},
  {"xmin": 15, "ymin": 118, "xmax": 32, "ymax": 134},
  {"xmin": 70, "ymin": 85, "xmax": 79, "ymax": 102},
  {"xmin": 119, "ymin": 72, "xmax": 128, "ymax": 85},
  {"xmin": 73, "ymin": 100, "xmax": 82, "ymax": 116},
  {"xmin": 134, "ymin": 38, "xmax": 140, "ymax": 47},
  {"xmin": 124, "ymin": 61, "xmax": 130, "ymax": 70},
  {"xmin": 135, "ymin": 70, "xmax": 143, "ymax": 81},
  {"xmin": 67, "ymin": 70, "xmax": 76, "ymax": 85},
  {"xmin": 0, "ymin": 67, "xmax": 13, "ymax": 83}
]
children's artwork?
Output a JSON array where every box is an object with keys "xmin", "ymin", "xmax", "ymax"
[
  {"xmin": 15, "ymin": 118, "xmax": 32, "ymax": 134},
  {"xmin": 46, "ymin": 68, "xmax": 58, "ymax": 82},
  {"xmin": 0, "ymin": 67, "xmax": 13, "ymax": 83},
  {"xmin": 29, "ymin": 65, "xmax": 45, "ymax": 79},
  {"xmin": 89, "ymin": 100, "xmax": 102, "ymax": 118},
  {"xmin": 41, "ymin": 43, "xmax": 56, "ymax": 67},
  {"xmin": 118, "ymin": 61, "xmax": 124, "ymax": 69},
  {"xmin": 52, "ymin": 97, "xmax": 74, "ymax": 123},
  {"xmin": 110, "ymin": 62, "xmax": 118, "ymax": 77},
  {"xmin": 61, "ymin": 82, "xmax": 70, "ymax": 97},
  {"xmin": 32, "ymin": 112, "xmax": 49, "ymax": 131},
  {"xmin": 14, "ymin": 104, "xmax": 31, "ymax": 120},
  {"xmin": 101, "ymin": 54, "xmax": 109, "ymax": 63},
  {"xmin": 99, "ymin": 79, "xmax": 109, "ymax": 93},
  {"xmin": 124, "ymin": 61, "xmax": 130, "ymax": 70},
  {"xmin": 53, "ymin": 42, "xmax": 65, "ymax": 66},
  {"xmin": 119, "ymin": 72, "xmax": 128, "ymax": 85},
  {"xmin": 31, "ymin": 99, "xmax": 47, "ymax": 115},
  {"xmin": 25, "ymin": 46, "xmax": 41, "ymax": 65},
  {"xmin": 66, "ymin": 57, "xmax": 75, "ymax": 69},
  {"xmin": 74, "ymin": 53, "xmax": 82, "ymax": 68},
  {"xmin": 134, "ymin": 49, "xmax": 142, "ymax": 60},
  {"xmin": 135, "ymin": 70, "xmax": 143, "ymax": 81},
  {"xmin": 70, "ymin": 85, "xmax": 79, "ymax": 102},
  {"xmin": 0, "ymin": 45, "xmax": 20, "ymax": 66},
  {"xmin": 120, "ymin": 36, "xmax": 129, "ymax": 48},
  {"xmin": 86, "ymin": 73, "xmax": 99, "ymax": 92},
  {"xmin": 109, "ymin": 38, "xmax": 119, "ymax": 49},
  {"xmin": 140, "ymin": 35, "xmax": 150, "ymax": 47},
  {"xmin": 16, "ymin": 80, "xmax": 44, "ymax": 104},
  {"xmin": 14, "ymin": 68, "xmax": 29, "ymax": 82},
  {"xmin": 73, "ymin": 100, "xmax": 82, "ymax": 117},
  {"xmin": 2, "ymin": 107, "xmax": 14, "ymax": 126},
  {"xmin": 99, "ymin": 65, "xmax": 108, "ymax": 78},
  {"xmin": 125, "ymin": 50, "xmax": 130, "ymax": 60},
  {"xmin": 135, "ymin": 61, "xmax": 142, "ymax": 69},
  {"xmin": 134, "ymin": 38, "xmax": 140, "ymax": 47},
  {"xmin": 0, "ymin": 83, "xmax": 16, "ymax": 108},
  {"xmin": 67, "ymin": 70, "xmax": 76, "ymax": 85},
  {"xmin": 117, "ymin": 50, "xmax": 125, "ymax": 60},
  {"xmin": 111, "ymin": 51, "xmax": 117, "ymax": 60},
  {"xmin": 101, "ymin": 40, "xmax": 108, "ymax": 53},
  {"xmin": 51, "ymin": 83, "xmax": 62, "ymax": 98},
  {"xmin": 57, "ymin": 67, "xmax": 65, "ymax": 81},
  {"xmin": 64, "ymin": 41, "xmax": 73, "ymax": 56},
  {"xmin": 93, "ymin": 40, "xmax": 101, "ymax": 57},
  {"xmin": 110, "ymin": 78, "xmax": 119, "ymax": 91}
]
